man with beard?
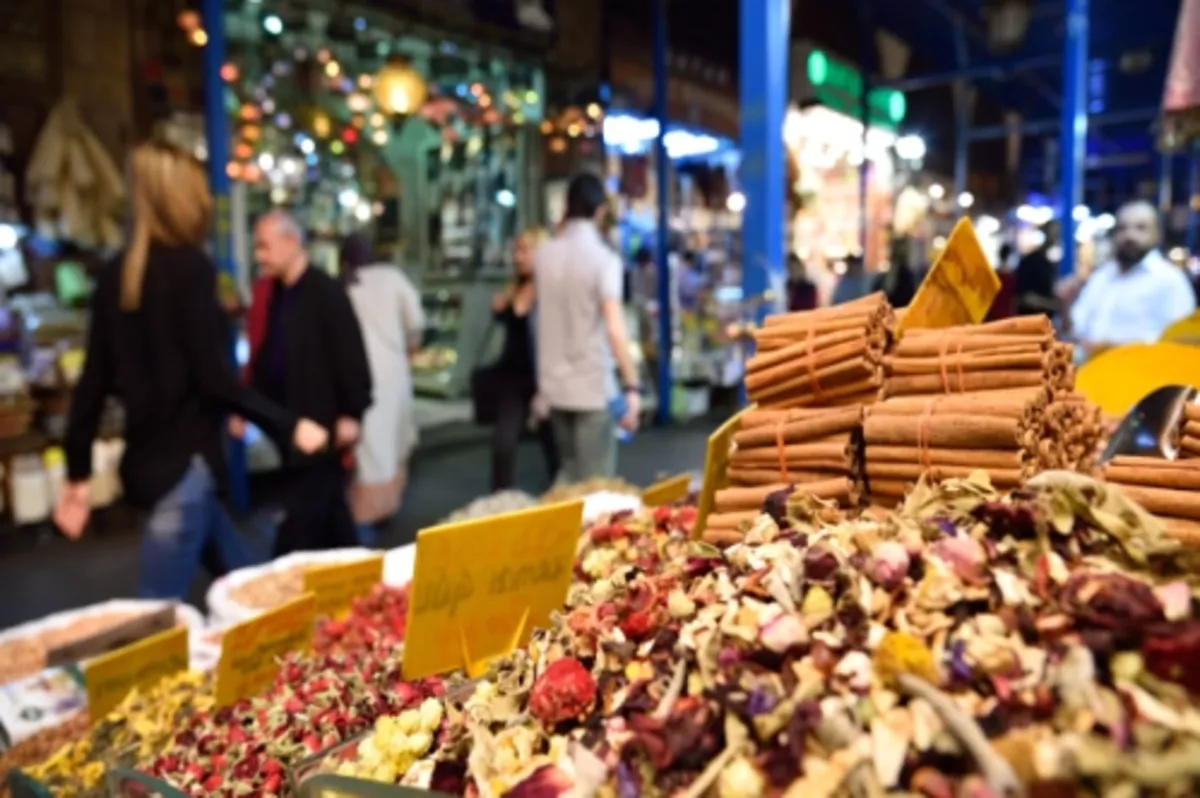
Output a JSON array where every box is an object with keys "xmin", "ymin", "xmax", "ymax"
[{"xmin": 1069, "ymin": 200, "xmax": 1195, "ymax": 360}]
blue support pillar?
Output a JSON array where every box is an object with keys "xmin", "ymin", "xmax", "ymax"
[
  {"xmin": 739, "ymin": 0, "xmax": 790, "ymax": 330},
  {"xmin": 202, "ymin": 0, "xmax": 248, "ymax": 510},
  {"xmin": 1057, "ymin": 0, "xmax": 1088, "ymax": 279},
  {"xmin": 1188, "ymin": 141, "xmax": 1200, "ymax": 255},
  {"xmin": 652, "ymin": 0, "xmax": 672, "ymax": 425}
]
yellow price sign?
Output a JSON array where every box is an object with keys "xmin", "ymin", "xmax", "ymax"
[
  {"xmin": 898, "ymin": 218, "xmax": 1000, "ymax": 333},
  {"xmin": 84, "ymin": 626, "xmax": 188, "ymax": 719},
  {"xmin": 1077, "ymin": 342, "xmax": 1200, "ymax": 416},
  {"xmin": 641, "ymin": 473, "xmax": 692, "ymax": 507},
  {"xmin": 694, "ymin": 407, "xmax": 754, "ymax": 539},
  {"xmin": 403, "ymin": 500, "xmax": 584, "ymax": 680},
  {"xmin": 215, "ymin": 593, "xmax": 316, "ymax": 707},
  {"xmin": 304, "ymin": 554, "xmax": 384, "ymax": 619}
]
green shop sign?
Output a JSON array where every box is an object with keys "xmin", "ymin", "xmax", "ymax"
[{"xmin": 806, "ymin": 49, "xmax": 906, "ymax": 130}]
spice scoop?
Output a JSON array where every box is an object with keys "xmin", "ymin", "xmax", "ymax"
[{"xmin": 1099, "ymin": 384, "xmax": 1197, "ymax": 464}]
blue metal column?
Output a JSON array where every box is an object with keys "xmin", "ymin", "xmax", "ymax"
[
  {"xmin": 1057, "ymin": 0, "xmax": 1088, "ymax": 279},
  {"xmin": 653, "ymin": 0, "xmax": 672, "ymax": 425},
  {"xmin": 1188, "ymin": 141, "xmax": 1200, "ymax": 255},
  {"xmin": 739, "ymin": 0, "xmax": 790, "ymax": 327},
  {"xmin": 202, "ymin": 0, "xmax": 247, "ymax": 510}
]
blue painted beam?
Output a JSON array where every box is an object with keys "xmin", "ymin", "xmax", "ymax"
[
  {"xmin": 739, "ymin": 0, "xmax": 789, "ymax": 335},
  {"xmin": 1058, "ymin": 0, "xmax": 1088, "ymax": 279},
  {"xmin": 968, "ymin": 107, "xmax": 1157, "ymax": 141},
  {"xmin": 653, "ymin": 0, "xmax": 671, "ymax": 426},
  {"xmin": 878, "ymin": 54, "xmax": 1060, "ymax": 92},
  {"xmin": 202, "ymin": 0, "xmax": 247, "ymax": 511}
]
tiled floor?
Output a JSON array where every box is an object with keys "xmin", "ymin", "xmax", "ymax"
[{"xmin": 0, "ymin": 417, "xmax": 714, "ymax": 629}]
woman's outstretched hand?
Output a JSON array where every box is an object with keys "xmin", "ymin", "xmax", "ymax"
[{"xmin": 293, "ymin": 418, "xmax": 330, "ymax": 454}]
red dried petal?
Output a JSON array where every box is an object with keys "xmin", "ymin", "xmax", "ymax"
[{"xmin": 529, "ymin": 658, "xmax": 597, "ymax": 724}]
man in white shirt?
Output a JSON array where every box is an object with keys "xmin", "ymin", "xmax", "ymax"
[
  {"xmin": 535, "ymin": 173, "xmax": 641, "ymax": 481},
  {"xmin": 1070, "ymin": 200, "xmax": 1195, "ymax": 360}
]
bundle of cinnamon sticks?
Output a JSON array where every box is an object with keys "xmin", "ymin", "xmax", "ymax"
[
  {"xmin": 1099, "ymin": 456, "xmax": 1200, "ymax": 546},
  {"xmin": 1039, "ymin": 392, "xmax": 1105, "ymax": 472},
  {"xmin": 1178, "ymin": 403, "xmax": 1200, "ymax": 459},
  {"xmin": 880, "ymin": 316, "xmax": 1075, "ymax": 401},
  {"xmin": 863, "ymin": 387, "xmax": 1048, "ymax": 504},
  {"xmin": 747, "ymin": 293, "xmax": 894, "ymax": 408},
  {"xmin": 702, "ymin": 406, "xmax": 862, "ymax": 544}
]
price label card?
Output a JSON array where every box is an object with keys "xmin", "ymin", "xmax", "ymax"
[
  {"xmin": 898, "ymin": 218, "xmax": 1000, "ymax": 333},
  {"xmin": 694, "ymin": 407, "xmax": 754, "ymax": 539},
  {"xmin": 83, "ymin": 626, "xmax": 188, "ymax": 719},
  {"xmin": 403, "ymin": 500, "xmax": 584, "ymax": 681},
  {"xmin": 215, "ymin": 593, "xmax": 315, "ymax": 707},
  {"xmin": 304, "ymin": 554, "xmax": 384, "ymax": 619},
  {"xmin": 641, "ymin": 473, "xmax": 692, "ymax": 507}
]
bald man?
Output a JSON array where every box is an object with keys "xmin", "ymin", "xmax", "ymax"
[
  {"xmin": 1069, "ymin": 201, "xmax": 1195, "ymax": 359},
  {"xmin": 237, "ymin": 211, "xmax": 372, "ymax": 555}
]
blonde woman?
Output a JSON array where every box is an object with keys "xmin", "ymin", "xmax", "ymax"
[
  {"xmin": 56, "ymin": 139, "xmax": 328, "ymax": 599},
  {"xmin": 488, "ymin": 227, "xmax": 560, "ymax": 489}
]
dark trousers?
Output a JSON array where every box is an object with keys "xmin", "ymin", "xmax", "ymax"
[
  {"xmin": 272, "ymin": 458, "xmax": 360, "ymax": 557},
  {"xmin": 492, "ymin": 373, "xmax": 560, "ymax": 491}
]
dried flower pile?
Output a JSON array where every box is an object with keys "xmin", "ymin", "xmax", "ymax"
[
  {"xmin": 24, "ymin": 671, "xmax": 213, "ymax": 797},
  {"xmin": 143, "ymin": 645, "xmax": 442, "ymax": 797},
  {"xmin": 312, "ymin": 583, "xmax": 411, "ymax": 657},
  {"xmin": 374, "ymin": 472, "xmax": 1200, "ymax": 797},
  {"xmin": 0, "ymin": 714, "xmax": 90, "ymax": 798}
]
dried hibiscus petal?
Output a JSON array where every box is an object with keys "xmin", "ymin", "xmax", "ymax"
[{"xmin": 529, "ymin": 658, "xmax": 597, "ymax": 724}]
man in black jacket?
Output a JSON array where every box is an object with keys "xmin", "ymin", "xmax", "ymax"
[{"xmin": 237, "ymin": 210, "xmax": 373, "ymax": 556}]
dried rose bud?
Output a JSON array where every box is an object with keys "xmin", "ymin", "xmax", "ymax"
[
  {"xmin": 529, "ymin": 658, "xmax": 597, "ymax": 724},
  {"xmin": 760, "ymin": 613, "xmax": 807, "ymax": 654},
  {"xmin": 803, "ymin": 545, "xmax": 839, "ymax": 582},
  {"xmin": 869, "ymin": 541, "xmax": 910, "ymax": 590},
  {"xmin": 1154, "ymin": 581, "xmax": 1191, "ymax": 622},
  {"xmin": 930, "ymin": 536, "xmax": 987, "ymax": 583}
]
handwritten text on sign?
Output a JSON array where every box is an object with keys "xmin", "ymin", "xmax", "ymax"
[
  {"xmin": 84, "ymin": 626, "xmax": 188, "ymax": 718},
  {"xmin": 403, "ymin": 500, "xmax": 584, "ymax": 680},
  {"xmin": 641, "ymin": 473, "xmax": 693, "ymax": 507},
  {"xmin": 303, "ymin": 554, "xmax": 384, "ymax": 618},
  {"xmin": 215, "ymin": 593, "xmax": 315, "ymax": 707},
  {"xmin": 899, "ymin": 218, "xmax": 1000, "ymax": 332}
]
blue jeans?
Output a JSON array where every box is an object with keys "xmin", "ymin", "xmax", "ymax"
[{"xmin": 139, "ymin": 457, "xmax": 255, "ymax": 600}]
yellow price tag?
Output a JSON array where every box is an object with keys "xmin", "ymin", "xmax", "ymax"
[
  {"xmin": 303, "ymin": 554, "xmax": 384, "ymax": 619},
  {"xmin": 694, "ymin": 407, "xmax": 754, "ymax": 539},
  {"xmin": 84, "ymin": 626, "xmax": 188, "ymax": 719},
  {"xmin": 641, "ymin": 473, "xmax": 692, "ymax": 507},
  {"xmin": 215, "ymin": 593, "xmax": 316, "ymax": 707},
  {"xmin": 898, "ymin": 218, "xmax": 1000, "ymax": 333},
  {"xmin": 403, "ymin": 500, "xmax": 584, "ymax": 681}
]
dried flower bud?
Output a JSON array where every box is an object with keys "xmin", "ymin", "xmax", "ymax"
[
  {"xmin": 803, "ymin": 545, "xmax": 839, "ymax": 582},
  {"xmin": 760, "ymin": 613, "xmax": 807, "ymax": 654},
  {"xmin": 667, "ymin": 589, "xmax": 696, "ymax": 619},
  {"xmin": 869, "ymin": 541, "xmax": 910, "ymax": 590},
  {"xmin": 717, "ymin": 755, "xmax": 765, "ymax": 798}
]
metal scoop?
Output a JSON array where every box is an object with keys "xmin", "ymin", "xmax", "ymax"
[{"xmin": 1099, "ymin": 384, "xmax": 1198, "ymax": 464}]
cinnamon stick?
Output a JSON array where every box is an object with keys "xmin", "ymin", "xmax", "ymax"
[
  {"xmin": 1112, "ymin": 483, "xmax": 1200, "ymax": 521},
  {"xmin": 1108, "ymin": 455, "xmax": 1200, "ymax": 470},
  {"xmin": 728, "ymin": 467, "xmax": 848, "ymax": 486},
  {"xmin": 762, "ymin": 292, "xmax": 886, "ymax": 327},
  {"xmin": 701, "ymin": 528, "xmax": 749, "ymax": 546},
  {"xmin": 902, "ymin": 315, "xmax": 1054, "ymax": 338},
  {"xmin": 746, "ymin": 336, "xmax": 874, "ymax": 394},
  {"xmin": 868, "ymin": 479, "xmax": 911, "ymax": 498},
  {"xmin": 749, "ymin": 352, "xmax": 877, "ymax": 403},
  {"xmin": 729, "ymin": 439, "xmax": 853, "ymax": 468},
  {"xmin": 883, "ymin": 347, "xmax": 1048, "ymax": 376},
  {"xmin": 867, "ymin": 390, "xmax": 1046, "ymax": 420},
  {"xmin": 1182, "ymin": 421, "xmax": 1200, "ymax": 439},
  {"xmin": 754, "ymin": 314, "xmax": 880, "ymax": 347},
  {"xmin": 865, "ymin": 462, "xmax": 1023, "ymax": 487},
  {"xmin": 883, "ymin": 369, "xmax": 1047, "ymax": 398},
  {"xmin": 891, "ymin": 333, "xmax": 1052, "ymax": 358},
  {"xmin": 739, "ymin": 407, "xmax": 838, "ymax": 430},
  {"xmin": 863, "ymin": 413, "xmax": 1023, "ymax": 449},
  {"xmin": 865, "ymin": 445, "xmax": 1029, "ymax": 470},
  {"xmin": 733, "ymin": 406, "xmax": 863, "ymax": 449},
  {"xmin": 1161, "ymin": 516, "xmax": 1200, "ymax": 547},
  {"xmin": 747, "ymin": 327, "xmax": 864, "ymax": 373},
  {"xmin": 1102, "ymin": 461, "xmax": 1200, "ymax": 491},
  {"xmin": 759, "ymin": 371, "xmax": 883, "ymax": 409},
  {"xmin": 714, "ymin": 483, "xmax": 793, "ymax": 512},
  {"xmin": 1185, "ymin": 403, "xmax": 1200, "ymax": 424},
  {"xmin": 1181, "ymin": 436, "xmax": 1200, "ymax": 458}
]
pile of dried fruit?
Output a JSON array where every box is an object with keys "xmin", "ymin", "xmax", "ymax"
[
  {"xmin": 0, "ymin": 714, "xmax": 90, "ymax": 798},
  {"xmin": 334, "ymin": 472, "xmax": 1200, "ymax": 797},
  {"xmin": 0, "ymin": 610, "xmax": 142, "ymax": 683},
  {"xmin": 311, "ymin": 584, "xmax": 411, "ymax": 657},
  {"xmin": 24, "ymin": 670, "xmax": 212, "ymax": 797},
  {"xmin": 142, "ymin": 645, "xmax": 442, "ymax": 797},
  {"xmin": 227, "ymin": 565, "xmax": 306, "ymax": 610}
]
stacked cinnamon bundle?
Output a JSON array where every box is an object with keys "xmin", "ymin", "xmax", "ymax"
[
  {"xmin": 1039, "ymin": 392, "xmax": 1105, "ymax": 472},
  {"xmin": 747, "ymin": 292, "xmax": 894, "ymax": 408},
  {"xmin": 880, "ymin": 315, "xmax": 1075, "ymax": 400},
  {"xmin": 1178, "ymin": 403, "xmax": 1200, "ymax": 459},
  {"xmin": 703, "ymin": 406, "xmax": 861, "ymax": 542},
  {"xmin": 863, "ymin": 388, "xmax": 1049, "ymax": 505},
  {"xmin": 1099, "ymin": 456, "xmax": 1200, "ymax": 545}
]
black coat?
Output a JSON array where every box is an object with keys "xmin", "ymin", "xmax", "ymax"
[{"xmin": 251, "ymin": 267, "xmax": 372, "ymax": 462}]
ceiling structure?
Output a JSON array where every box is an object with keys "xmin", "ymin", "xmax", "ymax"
[{"xmin": 606, "ymin": 0, "xmax": 1185, "ymax": 210}]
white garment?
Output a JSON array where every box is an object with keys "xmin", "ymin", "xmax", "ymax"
[
  {"xmin": 1070, "ymin": 250, "xmax": 1196, "ymax": 346},
  {"xmin": 345, "ymin": 264, "xmax": 424, "ymax": 485}
]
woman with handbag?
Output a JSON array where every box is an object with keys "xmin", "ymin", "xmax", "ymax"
[{"xmin": 489, "ymin": 227, "xmax": 560, "ymax": 490}]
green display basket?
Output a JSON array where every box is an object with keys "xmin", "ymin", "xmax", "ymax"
[{"xmin": 5, "ymin": 771, "xmax": 53, "ymax": 798}]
